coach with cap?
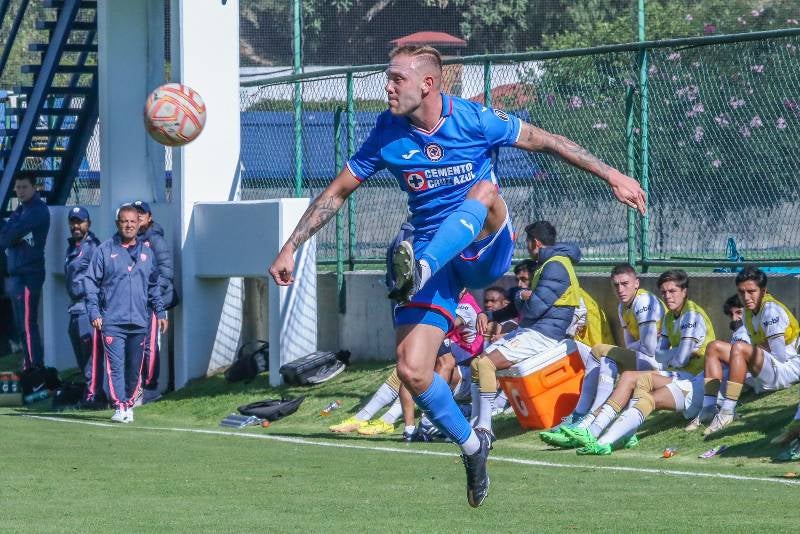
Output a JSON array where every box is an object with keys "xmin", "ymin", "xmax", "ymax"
[
  {"xmin": 64, "ymin": 206, "xmax": 104, "ymax": 406},
  {"xmin": 133, "ymin": 200, "xmax": 176, "ymax": 403}
]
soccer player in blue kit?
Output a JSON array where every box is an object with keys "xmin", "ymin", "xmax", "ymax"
[{"xmin": 268, "ymin": 45, "xmax": 646, "ymax": 507}]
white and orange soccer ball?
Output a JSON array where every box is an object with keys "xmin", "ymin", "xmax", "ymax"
[{"xmin": 143, "ymin": 83, "xmax": 206, "ymax": 146}]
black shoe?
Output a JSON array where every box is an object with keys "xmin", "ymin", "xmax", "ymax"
[
  {"xmin": 387, "ymin": 241, "xmax": 421, "ymax": 303},
  {"xmin": 461, "ymin": 428, "xmax": 491, "ymax": 508}
]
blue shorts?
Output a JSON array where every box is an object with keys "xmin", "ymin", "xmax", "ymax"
[{"xmin": 395, "ymin": 216, "xmax": 514, "ymax": 333}]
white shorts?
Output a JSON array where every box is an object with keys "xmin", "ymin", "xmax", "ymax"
[
  {"xmin": 754, "ymin": 353, "xmax": 800, "ymax": 391},
  {"xmin": 485, "ymin": 327, "xmax": 561, "ymax": 364},
  {"xmin": 665, "ymin": 373, "xmax": 704, "ymax": 420}
]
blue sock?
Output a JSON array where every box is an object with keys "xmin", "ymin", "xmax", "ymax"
[
  {"xmin": 419, "ymin": 199, "xmax": 487, "ymax": 274},
  {"xmin": 413, "ymin": 373, "xmax": 472, "ymax": 445}
]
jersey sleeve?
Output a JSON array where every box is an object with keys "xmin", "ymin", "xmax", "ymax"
[
  {"xmin": 346, "ymin": 120, "xmax": 386, "ymax": 181},
  {"xmin": 680, "ymin": 311, "xmax": 707, "ymax": 343},
  {"xmin": 762, "ymin": 302, "xmax": 789, "ymax": 339},
  {"xmin": 634, "ymin": 294, "xmax": 661, "ymax": 325},
  {"xmin": 478, "ymin": 107, "xmax": 522, "ymax": 148}
]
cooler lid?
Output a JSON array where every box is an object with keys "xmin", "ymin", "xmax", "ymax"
[{"xmin": 496, "ymin": 339, "xmax": 578, "ymax": 378}]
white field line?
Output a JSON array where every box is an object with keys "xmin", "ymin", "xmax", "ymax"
[{"xmin": 23, "ymin": 415, "xmax": 800, "ymax": 487}]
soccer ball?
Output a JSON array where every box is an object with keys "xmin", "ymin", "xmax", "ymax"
[{"xmin": 143, "ymin": 83, "xmax": 206, "ymax": 146}]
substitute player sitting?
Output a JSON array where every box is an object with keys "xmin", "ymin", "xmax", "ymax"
[
  {"xmin": 540, "ymin": 264, "xmax": 665, "ymax": 447},
  {"xmin": 697, "ymin": 267, "xmax": 800, "ymax": 436},
  {"xmin": 268, "ymin": 45, "xmax": 645, "ymax": 508},
  {"xmin": 565, "ymin": 270, "xmax": 715, "ymax": 454},
  {"xmin": 469, "ymin": 221, "xmax": 581, "ymax": 438}
]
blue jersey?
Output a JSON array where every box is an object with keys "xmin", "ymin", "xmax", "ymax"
[{"xmin": 347, "ymin": 94, "xmax": 522, "ymax": 241}]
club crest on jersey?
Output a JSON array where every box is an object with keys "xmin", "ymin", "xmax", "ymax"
[
  {"xmin": 404, "ymin": 171, "xmax": 428, "ymax": 192},
  {"xmin": 493, "ymin": 109, "xmax": 509, "ymax": 121},
  {"xmin": 424, "ymin": 143, "xmax": 444, "ymax": 162}
]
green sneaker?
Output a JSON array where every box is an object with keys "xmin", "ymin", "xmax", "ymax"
[
  {"xmin": 622, "ymin": 433, "xmax": 639, "ymax": 449},
  {"xmin": 576, "ymin": 441, "xmax": 612, "ymax": 456},
  {"xmin": 774, "ymin": 438, "xmax": 800, "ymax": 462},
  {"xmin": 561, "ymin": 425, "xmax": 598, "ymax": 448},
  {"xmin": 539, "ymin": 428, "xmax": 580, "ymax": 449}
]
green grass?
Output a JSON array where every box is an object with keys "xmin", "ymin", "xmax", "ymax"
[{"xmin": 2, "ymin": 353, "xmax": 800, "ymax": 532}]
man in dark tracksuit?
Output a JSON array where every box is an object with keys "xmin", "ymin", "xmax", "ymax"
[
  {"xmin": 85, "ymin": 204, "xmax": 167, "ymax": 423},
  {"xmin": 64, "ymin": 206, "xmax": 104, "ymax": 404},
  {"xmin": 133, "ymin": 200, "xmax": 176, "ymax": 403},
  {"xmin": 0, "ymin": 176, "xmax": 51, "ymax": 371}
]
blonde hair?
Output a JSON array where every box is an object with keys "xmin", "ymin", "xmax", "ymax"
[{"xmin": 389, "ymin": 45, "xmax": 442, "ymax": 73}]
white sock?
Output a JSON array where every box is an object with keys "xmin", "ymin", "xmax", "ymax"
[
  {"xmin": 380, "ymin": 398, "xmax": 403, "ymax": 424},
  {"xmin": 404, "ymin": 424, "xmax": 416, "ymax": 435},
  {"xmin": 592, "ymin": 358, "xmax": 618, "ymax": 412},
  {"xmin": 720, "ymin": 398, "xmax": 737, "ymax": 414},
  {"xmin": 589, "ymin": 403, "xmax": 618, "ymax": 438},
  {"xmin": 460, "ymin": 429, "xmax": 481, "ymax": 455},
  {"xmin": 598, "ymin": 408, "xmax": 644, "ymax": 446},
  {"xmin": 356, "ymin": 383, "xmax": 398, "ymax": 421},
  {"xmin": 493, "ymin": 390, "xmax": 509, "ymax": 412},
  {"xmin": 576, "ymin": 413, "xmax": 596, "ymax": 429},
  {"xmin": 572, "ymin": 356, "xmax": 600, "ymax": 415},
  {"xmin": 477, "ymin": 392, "xmax": 495, "ymax": 432},
  {"xmin": 469, "ymin": 383, "xmax": 480, "ymax": 426}
]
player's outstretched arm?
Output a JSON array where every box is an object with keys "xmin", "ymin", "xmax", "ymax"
[
  {"xmin": 514, "ymin": 122, "xmax": 646, "ymax": 214},
  {"xmin": 268, "ymin": 167, "xmax": 360, "ymax": 285}
]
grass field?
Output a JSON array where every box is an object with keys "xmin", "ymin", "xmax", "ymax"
[{"xmin": 2, "ymin": 352, "xmax": 800, "ymax": 532}]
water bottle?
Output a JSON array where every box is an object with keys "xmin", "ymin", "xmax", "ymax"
[
  {"xmin": 24, "ymin": 389, "xmax": 49, "ymax": 404},
  {"xmin": 319, "ymin": 400, "xmax": 342, "ymax": 416}
]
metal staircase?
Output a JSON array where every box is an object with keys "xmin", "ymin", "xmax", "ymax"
[{"xmin": 0, "ymin": 0, "xmax": 98, "ymax": 214}]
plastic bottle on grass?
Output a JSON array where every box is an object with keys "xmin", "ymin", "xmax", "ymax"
[{"xmin": 320, "ymin": 400, "xmax": 341, "ymax": 416}]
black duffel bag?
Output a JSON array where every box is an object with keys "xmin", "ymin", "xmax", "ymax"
[{"xmin": 237, "ymin": 396, "xmax": 305, "ymax": 421}]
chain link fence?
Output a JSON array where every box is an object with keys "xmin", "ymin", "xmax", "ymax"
[{"xmin": 240, "ymin": 30, "xmax": 800, "ymax": 266}]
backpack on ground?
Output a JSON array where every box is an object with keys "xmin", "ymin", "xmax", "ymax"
[
  {"xmin": 224, "ymin": 340, "xmax": 268, "ymax": 383},
  {"xmin": 237, "ymin": 396, "xmax": 305, "ymax": 421}
]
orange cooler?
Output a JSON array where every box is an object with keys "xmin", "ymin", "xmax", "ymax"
[{"xmin": 496, "ymin": 340, "xmax": 584, "ymax": 429}]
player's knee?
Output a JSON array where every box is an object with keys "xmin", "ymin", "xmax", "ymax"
[
  {"xmin": 633, "ymin": 373, "xmax": 654, "ymax": 397},
  {"xmin": 705, "ymin": 340, "xmax": 726, "ymax": 360},
  {"xmin": 435, "ymin": 354, "xmax": 455, "ymax": 376},
  {"xmin": 618, "ymin": 370, "xmax": 639, "ymax": 388},
  {"xmin": 470, "ymin": 356, "xmax": 481, "ymax": 383},
  {"xmin": 466, "ymin": 179, "xmax": 497, "ymax": 205},
  {"xmin": 395, "ymin": 360, "xmax": 426, "ymax": 392},
  {"xmin": 730, "ymin": 341, "xmax": 753, "ymax": 361}
]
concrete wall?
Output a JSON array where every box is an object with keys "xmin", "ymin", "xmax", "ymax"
[{"xmin": 246, "ymin": 271, "xmax": 800, "ymax": 362}]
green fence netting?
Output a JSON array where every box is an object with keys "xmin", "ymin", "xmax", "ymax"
[{"xmin": 240, "ymin": 30, "xmax": 800, "ymax": 267}]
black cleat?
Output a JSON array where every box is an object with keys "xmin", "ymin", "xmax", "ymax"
[
  {"xmin": 387, "ymin": 240, "xmax": 421, "ymax": 303},
  {"xmin": 461, "ymin": 428, "xmax": 492, "ymax": 508}
]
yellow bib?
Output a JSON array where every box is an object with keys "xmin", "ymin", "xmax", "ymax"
[
  {"xmin": 576, "ymin": 288, "xmax": 615, "ymax": 346},
  {"xmin": 530, "ymin": 255, "xmax": 580, "ymax": 307},
  {"xmin": 621, "ymin": 289, "xmax": 665, "ymax": 341},
  {"xmin": 745, "ymin": 293, "xmax": 799, "ymax": 347},
  {"xmin": 665, "ymin": 299, "xmax": 715, "ymax": 375}
]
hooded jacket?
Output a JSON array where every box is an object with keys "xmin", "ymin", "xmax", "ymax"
[
  {"xmin": 64, "ymin": 231, "xmax": 101, "ymax": 315},
  {"xmin": 515, "ymin": 242, "xmax": 582, "ymax": 340}
]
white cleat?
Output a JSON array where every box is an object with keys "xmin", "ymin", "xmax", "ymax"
[
  {"xmin": 111, "ymin": 409, "xmax": 129, "ymax": 424},
  {"xmin": 704, "ymin": 411, "xmax": 734, "ymax": 437},
  {"xmin": 685, "ymin": 405, "xmax": 717, "ymax": 432}
]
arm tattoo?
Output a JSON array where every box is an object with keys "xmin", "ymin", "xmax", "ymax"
[
  {"xmin": 549, "ymin": 134, "xmax": 614, "ymax": 181},
  {"xmin": 287, "ymin": 193, "xmax": 343, "ymax": 250}
]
